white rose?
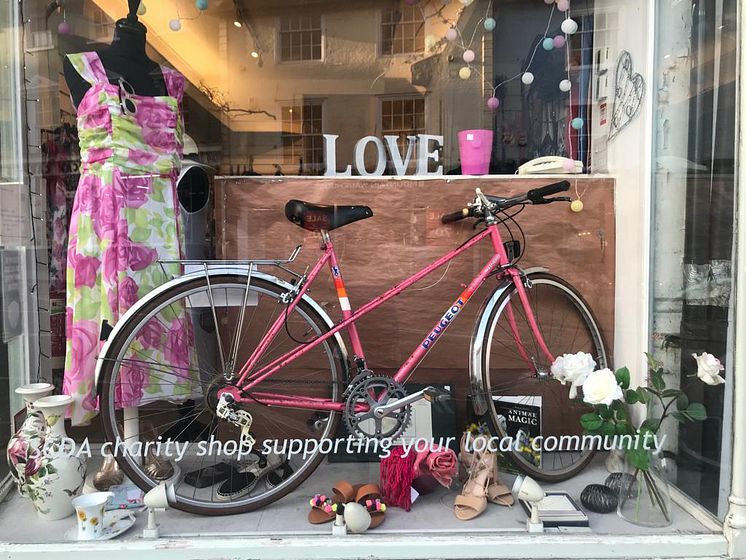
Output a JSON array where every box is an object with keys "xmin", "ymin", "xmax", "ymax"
[
  {"xmin": 550, "ymin": 352, "xmax": 596, "ymax": 399},
  {"xmin": 692, "ymin": 353, "xmax": 725, "ymax": 386},
  {"xmin": 582, "ymin": 368, "xmax": 623, "ymax": 406}
]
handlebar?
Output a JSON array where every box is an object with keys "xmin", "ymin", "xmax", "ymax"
[
  {"xmin": 440, "ymin": 180, "xmax": 571, "ymax": 224},
  {"xmin": 441, "ymin": 207, "xmax": 473, "ymax": 224},
  {"xmin": 527, "ymin": 180, "xmax": 571, "ymax": 204}
]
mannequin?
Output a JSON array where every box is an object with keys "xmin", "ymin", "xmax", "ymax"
[{"xmin": 63, "ymin": 0, "xmax": 166, "ymax": 108}]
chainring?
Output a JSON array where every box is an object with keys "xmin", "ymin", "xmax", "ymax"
[{"xmin": 343, "ymin": 375, "xmax": 411, "ymax": 440}]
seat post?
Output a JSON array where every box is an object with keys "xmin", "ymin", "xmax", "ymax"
[{"xmin": 320, "ymin": 229, "xmax": 332, "ymax": 248}]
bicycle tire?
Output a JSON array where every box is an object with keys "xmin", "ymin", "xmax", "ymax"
[
  {"xmin": 98, "ymin": 272, "xmax": 346, "ymax": 515},
  {"xmin": 478, "ymin": 272, "xmax": 609, "ymax": 482}
]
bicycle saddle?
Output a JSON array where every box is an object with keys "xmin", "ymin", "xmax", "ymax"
[{"xmin": 284, "ymin": 199, "xmax": 373, "ymax": 232}]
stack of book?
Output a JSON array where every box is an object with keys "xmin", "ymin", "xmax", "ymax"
[{"xmin": 519, "ymin": 492, "xmax": 589, "ymax": 527}]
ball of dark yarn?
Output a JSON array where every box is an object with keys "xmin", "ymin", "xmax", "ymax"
[
  {"xmin": 605, "ymin": 472, "xmax": 637, "ymax": 499},
  {"xmin": 580, "ymin": 484, "xmax": 618, "ymax": 514}
]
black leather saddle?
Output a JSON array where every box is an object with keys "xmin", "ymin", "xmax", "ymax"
[{"xmin": 284, "ymin": 200, "xmax": 373, "ymax": 232}]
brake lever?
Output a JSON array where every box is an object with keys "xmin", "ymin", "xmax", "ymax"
[{"xmin": 545, "ymin": 196, "xmax": 572, "ymax": 203}]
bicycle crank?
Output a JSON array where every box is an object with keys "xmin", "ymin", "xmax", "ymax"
[{"xmin": 372, "ymin": 386, "xmax": 448, "ymax": 418}]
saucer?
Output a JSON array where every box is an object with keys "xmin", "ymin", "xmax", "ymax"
[{"xmin": 64, "ymin": 510, "xmax": 137, "ymax": 541}]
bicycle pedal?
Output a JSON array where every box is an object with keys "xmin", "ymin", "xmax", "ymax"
[{"xmin": 424, "ymin": 386, "xmax": 451, "ymax": 402}]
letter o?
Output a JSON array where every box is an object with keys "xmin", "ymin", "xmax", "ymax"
[
  {"xmin": 354, "ymin": 136, "xmax": 387, "ymax": 176},
  {"xmin": 543, "ymin": 436, "xmax": 558, "ymax": 452}
]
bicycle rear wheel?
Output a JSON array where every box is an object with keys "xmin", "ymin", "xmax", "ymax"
[
  {"xmin": 98, "ymin": 272, "xmax": 347, "ymax": 515},
  {"xmin": 479, "ymin": 272, "xmax": 608, "ymax": 482}
]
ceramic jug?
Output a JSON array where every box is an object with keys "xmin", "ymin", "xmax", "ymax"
[
  {"xmin": 26, "ymin": 395, "xmax": 86, "ymax": 520},
  {"xmin": 6, "ymin": 383, "xmax": 54, "ymax": 497}
]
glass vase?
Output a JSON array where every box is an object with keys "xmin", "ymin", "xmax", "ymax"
[{"xmin": 616, "ymin": 452, "xmax": 672, "ymax": 527}]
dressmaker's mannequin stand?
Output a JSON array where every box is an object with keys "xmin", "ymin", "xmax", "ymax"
[{"xmin": 63, "ymin": 0, "xmax": 154, "ymax": 462}]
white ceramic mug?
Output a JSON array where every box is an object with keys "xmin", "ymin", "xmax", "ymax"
[{"xmin": 71, "ymin": 492, "xmax": 113, "ymax": 540}]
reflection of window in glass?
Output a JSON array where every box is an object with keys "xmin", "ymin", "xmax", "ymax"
[
  {"xmin": 84, "ymin": 4, "xmax": 114, "ymax": 42},
  {"xmin": 380, "ymin": 5, "xmax": 425, "ymax": 55},
  {"xmin": 381, "ymin": 96, "xmax": 425, "ymax": 148},
  {"xmin": 281, "ymin": 103, "xmax": 324, "ymax": 174},
  {"xmin": 279, "ymin": 15, "xmax": 323, "ymax": 62},
  {"xmin": 0, "ymin": 0, "xmax": 21, "ymax": 183}
]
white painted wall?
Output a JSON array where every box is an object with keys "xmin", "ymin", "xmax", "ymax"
[{"xmin": 591, "ymin": 0, "xmax": 653, "ymax": 395}]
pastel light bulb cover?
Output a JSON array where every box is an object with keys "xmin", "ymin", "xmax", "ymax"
[
  {"xmin": 557, "ymin": 0, "xmax": 570, "ymax": 12},
  {"xmin": 521, "ymin": 72, "xmax": 534, "ymax": 85},
  {"xmin": 562, "ymin": 158, "xmax": 577, "ymax": 172},
  {"xmin": 446, "ymin": 28, "xmax": 458, "ymax": 41},
  {"xmin": 553, "ymin": 35, "xmax": 566, "ymax": 48},
  {"xmin": 58, "ymin": 21, "xmax": 71, "ymax": 35},
  {"xmin": 542, "ymin": 38, "xmax": 554, "ymax": 51},
  {"xmin": 463, "ymin": 49, "xmax": 476, "ymax": 63},
  {"xmin": 195, "ymin": 0, "xmax": 208, "ymax": 10},
  {"xmin": 484, "ymin": 17, "xmax": 496, "ymax": 31},
  {"xmin": 137, "ymin": 3, "xmax": 147, "ymax": 15},
  {"xmin": 460, "ymin": 0, "xmax": 475, "ymax": 5},
  {"xmin": 487, "ymin": 96, "xmax": 500, "ymax": 110},
  {"xmin": 571, "ymin": 117, "xmax": 584, "ymax": 130},
  {"xmin": 561, "ymin": 18, "xmax": 578, "ymax": 34},
  {"xmin": 169, "ymin": 18, "xmax": 182, "ymax": 31},
  {"xmin": 544, "ymin": 0, "xmax": 554, "ymax": 4},
  {"xmin": 570, "ymin": 199, "xmax": 584, "ymax": 212},
  {"xmin": 459, "ymin": 66, "xmax": 472, "ymax": 80},
  {"xmin": 405, "ymin": 0, "xmax": 418, "ymax": 5},
  {"xmin": 559, "ymin": 79, "xmax": 572, "ymax": 92}
]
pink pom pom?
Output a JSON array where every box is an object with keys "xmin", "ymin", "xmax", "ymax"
[
  {"xmin": 446, "ymin": 28, "xmax": 458, "ymax": 42},
  {"xmin": 562, "ymin": 158, "xmax": 576, "ymax": 172},
  {"xmin": 553, "ymin": 35, "xmax": 566, "ymax": 48},
  {"xmin": 58, "ymin": 21, "xmax": 71, "ymax": 35},
  {"xmin": 487, "ymin": 96, "xmax": 500, "ymax": 110},
  {"xmin": 557, "ymin": 0, "xmax": 570, "ymax": 12}
]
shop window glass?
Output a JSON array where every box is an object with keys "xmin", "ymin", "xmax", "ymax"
[
  {"xmin": 380, "ymin": 5, "xmax": 425, "ymax": 56},
  {"xmin": 649, "ymin": 0, "xmax": 737, "ymax": 518},
  {"xmin": 278, "ymin": 14, "xmax": 322, "ymax": 62}
]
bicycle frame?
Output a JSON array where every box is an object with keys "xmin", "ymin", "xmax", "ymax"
[{"xmin": 218, "ymin": 222, "xmax": 555, "ymax": 412}]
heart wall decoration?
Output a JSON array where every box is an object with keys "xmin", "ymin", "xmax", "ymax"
[{"xmin": 608, "ymin": 50, "xmax": 645, "ymax": 142}]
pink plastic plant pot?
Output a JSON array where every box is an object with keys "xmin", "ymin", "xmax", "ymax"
[{"xmin": 457, "ymin": 129, "xmax": 493, "ymax": 175}]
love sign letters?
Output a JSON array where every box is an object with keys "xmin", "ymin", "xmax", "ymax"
[{"xmin": 323, "ymin": 134, "xmax": 444, "ymax": 177}]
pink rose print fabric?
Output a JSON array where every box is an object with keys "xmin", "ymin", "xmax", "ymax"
[{"xmin": 63, "ymin": 52, "xmax": 200, "ymax": 426}]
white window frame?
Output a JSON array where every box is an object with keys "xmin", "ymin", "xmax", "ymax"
[
  {"xmin": 278, "ymin": 99, "xmax": 327, "ymax": 175},
  {"xmin": 275, "ymin": 14, "xmax": 325, "ymax": 65},
  {"xmin": 377, "ymin": 3, "xmax": 426, "ymax": 58}
]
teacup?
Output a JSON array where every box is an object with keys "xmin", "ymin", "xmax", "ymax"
[{"xmin": 71, "ymin": 492, "xmax": 113, "ymax": 540}]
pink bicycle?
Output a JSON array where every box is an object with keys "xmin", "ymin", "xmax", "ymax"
[{"xmin": 97, "ymin": 180, "xmax": 607, "ymax": 515}]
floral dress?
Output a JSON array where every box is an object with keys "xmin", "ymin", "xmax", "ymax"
[{"xmin": 63, "ymin": 52, "xmax": 199, "ymax": 426}]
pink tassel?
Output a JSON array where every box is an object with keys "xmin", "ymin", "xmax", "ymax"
[{"xmin": 379, "ymin": 446, "xmax": 417, "ymax": 511}]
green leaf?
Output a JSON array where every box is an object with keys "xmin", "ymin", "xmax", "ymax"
[
  {"xmin": 580, "ymin": 413, "xmax": 603, "ymax": 430},
  {"xmin": 625, "ymin": 389, "xmax": 639, "ymax": 404},
  {"xmin": 671, "ymin": 411, "xmax": 688, "ymax": 423},
  {"xmin": 615, "ymin": 367, "xmax": 631, "ymax": 390},
  {"xmin": 662, "ymin": 388, "xmax": 682, "ymax": 398},
  {"xmin": 615, "ymin": 422, "xmax": 635, "ymax": 436},
  {"xmin": 651, "ymin": 371, "xmax": 665, "ymax": 391},
  {"xmin": 626, "ymin": 447, "xmax": 651, "ymax": 470},
  {"xmin": 598, "ymin": 405, "xmax": 613, "ymax": 420},
  {"xmin": 645, "ymin": 352, "xmax": 659, "ymax": 371},
  {"xmin": 636, "ymin": 387, "xmax": 652, "ymax": 404},
  {"xmin": 676, "ymin": 392, "xmax": 689, "ymax": 410},
  {"xmin": 686, "ymin": 402, "xmax": 707, "ymax": 421},
  {"xmin": 600, "ymin": 421, "xmax": 616, "ymax": 436},
  {"xmin": 640, "ymin": 419, "xmax": 660, "ymax": 433}
]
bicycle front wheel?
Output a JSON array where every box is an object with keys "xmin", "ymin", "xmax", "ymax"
[
  {"xmin": 479, "ymin": 272, "xmax": 608, "ymax": 482},
  {"xmin": 98, "ymin": 272, "xmax": 347, "ymax": 515}
]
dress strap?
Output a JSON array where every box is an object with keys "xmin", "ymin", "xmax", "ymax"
[
  {"xmin": 66, "ymin": 52, "xmax": 109, "ymax": 86},
  {"xmin": 160, "ymin": 66, "xmax": 185, "ymax": 102}
]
